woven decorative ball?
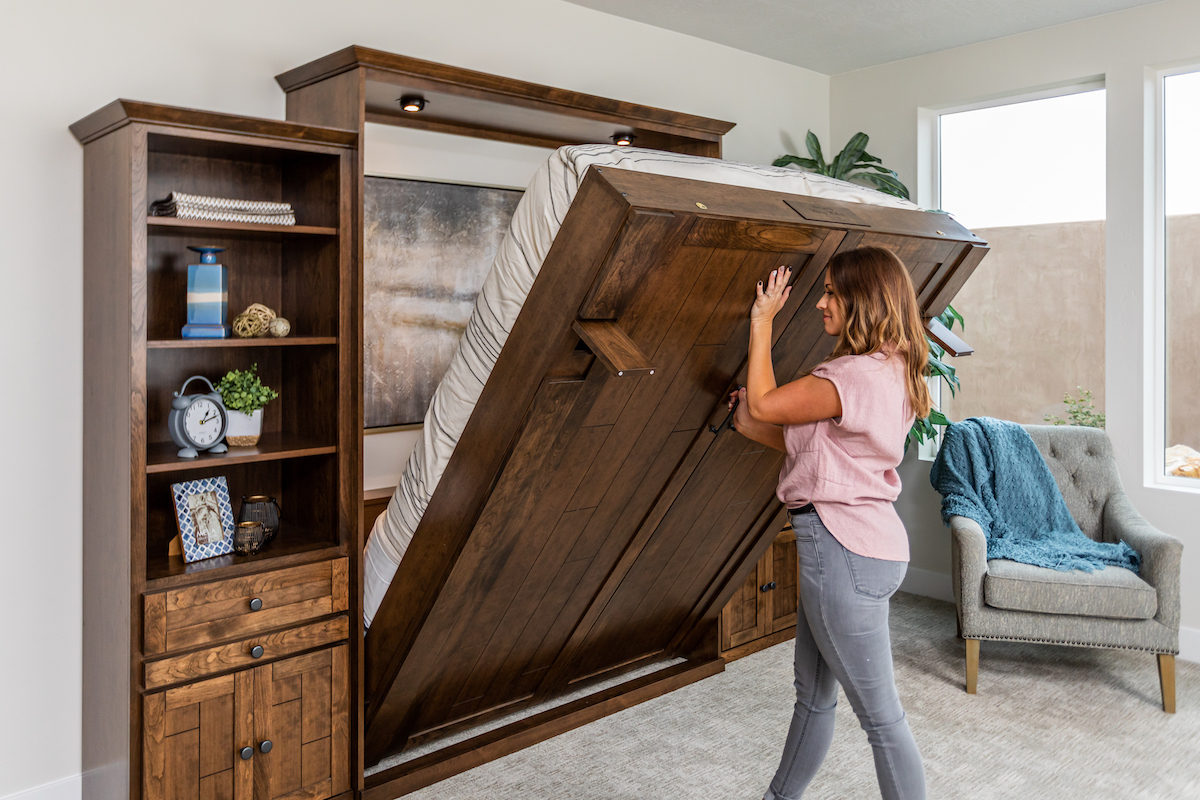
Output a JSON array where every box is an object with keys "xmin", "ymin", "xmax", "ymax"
[
  {"xmin": 268, "ymin": 317, "xmax": 291, "ymax": 338},
  {"xmin": 232, "ymin": 312, "xmax": 263, "ymax": 338},
  {"xmin": 244, "ymin": 303, "xmax": 276, "ymax": 329}
]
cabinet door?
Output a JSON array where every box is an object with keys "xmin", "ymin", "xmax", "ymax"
[
  {"xmin": 721, "ymin": 566, "xmax": 768, "ymax": 651},
  {"xmin": 253, "ymin": 644, "xmax": 349, "ymax": 800},
  {"xmin": 144, "ymin": 671, "xmax": 254, "ymax": 800},
  {"xmin": 766, "ymin": 531, "xmax": 798, "ymax": 634}
]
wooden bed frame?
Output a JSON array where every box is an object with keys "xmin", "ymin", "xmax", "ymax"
[
  {"xmin": 359, "ymin": 167, "xmax": 988, "ymax": 796},
  {"xmin": 275, "ymin": 45, "xmax": 988, "ymax": 798}
]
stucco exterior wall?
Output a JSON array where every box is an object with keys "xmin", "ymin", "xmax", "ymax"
[{"xmin": 940, "ymin": 214, "xmax": 1200, "ymax": 454}]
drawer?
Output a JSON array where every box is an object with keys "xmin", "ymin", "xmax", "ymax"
[
  {"xmin": 144, "ymin": 558, "xmax": 348, "ymax": 656},
  {"xmin": 144, "ymin": 615, "xmax": 350, "ymax": 690}
]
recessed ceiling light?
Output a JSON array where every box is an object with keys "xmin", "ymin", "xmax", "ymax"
[
  {"xmin": 399, "ymin": 95, "xmax": 427, "ymax": 113},
  {"xmin": 612, "ymin": 132, "xmax": 637, "ymax": 147}
]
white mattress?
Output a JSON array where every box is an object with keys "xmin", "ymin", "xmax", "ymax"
[{"xmin": 363, "ymin": 144, "xmax": 918, "ymax": 627}]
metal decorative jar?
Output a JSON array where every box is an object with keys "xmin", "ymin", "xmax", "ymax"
[
  {"xmin": 232, "ymin": 521, "xmax": 266, "ymax": 555},
  {"xmin": 238, "ymin": 495, "xmax": 281, "ymax": 543}
]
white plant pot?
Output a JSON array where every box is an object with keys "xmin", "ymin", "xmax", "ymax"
[{"xmin": 226, "ymin": 408, "xmax": 264, "ymax": 447}]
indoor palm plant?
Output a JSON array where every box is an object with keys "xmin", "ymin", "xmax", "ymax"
[
  {"xmin": 774, "ymin": 131, "xmax": 911, "ymax": 200},
  {"xmin": 216, "ymin": 364, "xmax": 279, "ymax": 446}
]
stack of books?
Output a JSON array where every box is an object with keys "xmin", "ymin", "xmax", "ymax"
[{"xmin": 150, "ymin": 191, "xmax": 296, "ymax": 226}]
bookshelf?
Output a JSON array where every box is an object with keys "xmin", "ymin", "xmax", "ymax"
[{"xmin": 72, "ymin": 100, "xmax": 360, "ymax": 800}]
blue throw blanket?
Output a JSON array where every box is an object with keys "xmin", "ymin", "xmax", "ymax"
[{"xmin": 930, "ymin": 417, "xmax": 1139, "ymax": 573}]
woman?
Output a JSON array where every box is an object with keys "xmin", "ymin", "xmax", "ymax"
[{"xmin": 731, "ymin": 246, "xmax": 930, "ymax": 800}]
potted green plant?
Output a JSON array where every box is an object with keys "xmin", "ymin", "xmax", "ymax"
[
  {"xmin": 216, "ymin": 364, "xmax": 279, "ymax": 446},
  {"xmin": 774, "ymin": 131, "xmax": 911, "ymax": 199},
  {"xmin": 906, "ymin": 305, "xmax": 964, "ymax": 451}
]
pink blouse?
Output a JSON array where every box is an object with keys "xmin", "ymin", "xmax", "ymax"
[{"xmin": 775, "ymin": 351, "xmax": 915, "ymax": 562}]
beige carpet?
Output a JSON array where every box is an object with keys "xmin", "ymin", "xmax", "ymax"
[{"xmin": 406, "ymin": 593, "xmax": 1199, "ymax": 799}]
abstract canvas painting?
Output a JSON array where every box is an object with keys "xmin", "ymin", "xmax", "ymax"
[{"xmin": 364, "ymin": 176, "xmax": 523, "ymax": 427}]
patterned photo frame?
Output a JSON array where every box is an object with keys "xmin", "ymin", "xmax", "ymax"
[{"xmin": 171, "ymin": 476, "xmax": 236, "ymax": 562}]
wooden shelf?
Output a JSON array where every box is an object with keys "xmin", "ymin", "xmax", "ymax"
[
  {"xmin": 146, "ymin": 432, "xmax": 335, "ymax": 473},
  {"xmin": 148, "ymin": 336, "xmax": 336, "ymax": 349},
  {"xmin": 145, "ymin": 536, "xmax": 342, "ymax": 590},
  {"xmin": 148, "ymin": 216, "xmax": 337, "ymax": 236}
]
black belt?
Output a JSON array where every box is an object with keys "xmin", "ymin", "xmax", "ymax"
[{"xmin": 788, "ymin": 503, "xmax": 816, "ymax": 515}]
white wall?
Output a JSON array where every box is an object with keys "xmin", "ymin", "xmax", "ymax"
[
  {"xmin": 0, "ymin": 2, "xmax": 828, "ymax": 797},
  {"xmin": 831, "ymin": 0, "xmax": 1200, "ymax": 651}
]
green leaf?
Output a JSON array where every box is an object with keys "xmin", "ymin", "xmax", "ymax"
[
  {"xmin": 831, "ymin": 132, "xmax": 869, "ymax": 180},
  {"xmin": 928, "ymin": 410, "xmax": 951, "ymax": 426},
  {"xmin": 858, "ymin": 150, "xmax": 883, "ymax": 164},
  {"xmin": 805, "ymin": 131, "xmax": 828, "ymax": 173},
  {"xmin": 856, "ymin": 172, "xmax": 911, "ymax": 200},
  {"xmin": 773, "ymin": 155, "xmax": 821, "ymax": 171}
]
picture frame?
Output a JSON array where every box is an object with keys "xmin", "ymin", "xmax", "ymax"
[
  {"xmin": 363, "ymin": 174, "xmax": 524, "ymax": 427},
  {"xmin": 171, "ymin": 476, "xmax": 236, "ymax": 562}
]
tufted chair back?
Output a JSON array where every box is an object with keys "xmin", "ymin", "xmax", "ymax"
[{"xmin": 1023, "ymin": 424, "xmax": 1122, "ymax": 542}]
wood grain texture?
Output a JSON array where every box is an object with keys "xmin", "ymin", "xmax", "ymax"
[
  {"xmin": 572, "ymin": 320, "xmax": 656, "ymax": 377},
  {"xmin": 145, "ymin": 617, "xmax": 349, "ymax": 689},
  {"xmin": 70, "ymin": 99, "xmax": 357, "ymax": 147},
  {"xmin": 1158, "ymin": 653, "xmax": 1176, "ymax": 714},
  {"xmin": 360, "ymin": 167, "xmax": 989, "ymax": 768},
  {"xmin": 275, "ymin": 46, "xmax": 732, "ymax": 155}
]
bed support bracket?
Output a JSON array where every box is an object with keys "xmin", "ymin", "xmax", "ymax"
[{"xmin": 572, "ymin": 319, "xmax": 657, "ymax": 377}]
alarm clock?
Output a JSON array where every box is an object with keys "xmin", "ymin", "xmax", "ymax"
[{"xmin": 169, "ymin": 376, "xmax": 230, "ymax": 458}]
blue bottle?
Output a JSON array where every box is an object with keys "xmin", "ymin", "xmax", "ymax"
[{"xmin": 182, "ymin": 246, "xmax": 230, "ymax": 338}]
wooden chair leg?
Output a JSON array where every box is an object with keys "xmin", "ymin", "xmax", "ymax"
[
  {"xmin": 1158, "ymin": 653, "xmax": 1176, "ymax": 714},
  {"xmin": 965, "ymin": 638, "xmax": 979, "ymax": 695}
]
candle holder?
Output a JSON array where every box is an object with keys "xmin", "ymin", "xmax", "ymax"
[
  {"xmin": 239, "ymin": 495, "xmax": 281, "ymax": 543},
  {"xmin": 232, "ymin": 521, "xmax": 266, "ymax": 555}
]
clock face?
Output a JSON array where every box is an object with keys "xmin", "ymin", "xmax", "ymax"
[{"xmin": 183, "ymin": 398, "xmax": 224, "ymax": 447}]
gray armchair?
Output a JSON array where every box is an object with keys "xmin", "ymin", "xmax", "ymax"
[{"xmin": 950, "ymin": 424, "xmax": 1183, "ymax": 712}]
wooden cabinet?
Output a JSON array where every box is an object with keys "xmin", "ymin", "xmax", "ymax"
[
  {"xmin": 144, "ymin": 645, "xmax": 350, "ymax": 800},
  {"xmin": 720, "ymin": 529, "xmax": 799, "ymax": 660},
  {"xmin": 71, "ymin": 102, "xmax": 360, "ymax": 800}
]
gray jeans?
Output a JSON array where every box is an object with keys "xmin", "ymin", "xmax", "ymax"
[{"xmin": 764, "ymin": 512, "xmax": 926, "ymax": 800}]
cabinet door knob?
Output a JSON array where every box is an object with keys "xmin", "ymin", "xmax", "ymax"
[
  {"xmin": 248, "ymin": 598, "xmax": 263, "ymax": 612},
  {"xmin": 259, "ymin": 740, "xmax": 273, "ymax": 754},
  {"xmin": 239, "ymin": 746, "xmax": 254, "ymax": 760},
  {"xmin": 250, "ymin": 645, "xmax": 264, "ymax": 659},
  {"xmin": 760, "ymin": 581, "xmax": 777, "ymax": 592}
]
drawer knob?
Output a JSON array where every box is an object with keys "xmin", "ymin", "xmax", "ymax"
[
  {"xmin": 249, "ymin": 598, "xmax": 263, "ymax": 612},
  {"xmin": 259, "ymin": 740, "xmax": 273, "ymax": 754},
  {"xmin": 250, "ymin": 645, "xmax": 264, "ymax": 659},
  {"xmin": 239, "ymin": 746, "xmax": 253, "ymax": 761}
]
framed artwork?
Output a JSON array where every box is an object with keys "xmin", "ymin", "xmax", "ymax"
[
  {"xmin": 363, "ymin": 175, "xmax": 523, "ymax": 428},
  {"xmin": 171, "ymin": 476, "xmax": 236, "ymax": 562}
]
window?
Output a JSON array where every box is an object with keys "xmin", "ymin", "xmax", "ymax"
[
  {"xmin": 1163, "ymin": 71, "xmax": 1200, "ymax": 484},
  {"xmin": 936, "ymin": 88, "xmax": 1107, "ymax": 431}
]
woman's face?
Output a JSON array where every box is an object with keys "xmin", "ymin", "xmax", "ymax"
[{"xmin": 816, "ymin": 278, "xmax": 845, "ymax": 336}]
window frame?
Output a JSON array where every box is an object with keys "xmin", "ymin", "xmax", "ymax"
[{"xmin": 1152, "ymin": 64, "xmax": 1200, "ymax": 494}]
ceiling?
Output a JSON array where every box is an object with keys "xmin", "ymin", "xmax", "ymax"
[{"xmin": 563, "ymin": 0, "xmax": 1165, "ymax": 74}]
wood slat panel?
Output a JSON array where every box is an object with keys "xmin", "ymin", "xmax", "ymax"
[
  {"xmin": 198, "ymin": 770, "xmax": 233, "ymax": 800},
  {"xmin": 165, "ymin": 704, "xmax": 199, "ymax": 736},
  {"xmin": 302, "ymin": 739, "xmax": 332, "ymax": 789},
  {"xmin": 198, "ymin": 694, "xmax": 234, "ymax": 778},
  {"xmin": 303, "ymin": 668, "xmax": 333, "ymax": 744},
  {"xmin": 165, "ymin": 675, "xmax": 235, "ymax": 710}
]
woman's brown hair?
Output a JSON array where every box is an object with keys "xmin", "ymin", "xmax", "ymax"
[{"xmin": 824, "ymin": 246, "xmax": 931, "ymax": 419}]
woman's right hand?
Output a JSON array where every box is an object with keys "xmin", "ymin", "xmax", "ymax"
[{"xmin": 729, "ymin": 386, "xmax": 753, "ymax": 431}]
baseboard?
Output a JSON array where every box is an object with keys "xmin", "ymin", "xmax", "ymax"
[
  {"xmin": 3, "ymin": 775, "xmax": 81, "ymax": 800},
  {"xmin": 899, "ymin": 566, "xmax": 954, "ymax": 603},
  {"xmin": 1179, "ymin": 624, "xmax": 1200, "ymax": 665}
]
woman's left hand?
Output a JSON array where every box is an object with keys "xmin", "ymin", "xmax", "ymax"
[{"xmin": 751, "ymin": 266, "xmax": 792, "ymax": 324}]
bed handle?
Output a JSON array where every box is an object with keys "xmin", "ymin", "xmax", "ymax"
[{"xmin": 572, "ymin": 319, "xmax": 657, "ymax": 378}]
